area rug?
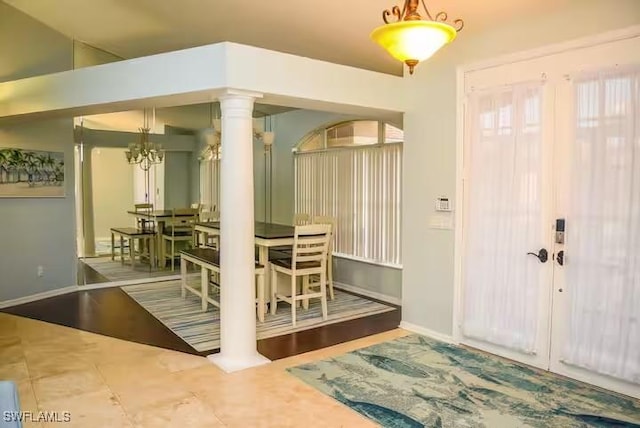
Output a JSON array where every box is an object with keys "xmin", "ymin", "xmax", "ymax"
[
  {"xmin": 83, "ymin": 256, "xmax": 185, "ymax": 282},
  {"xmin": 122, "ymin": 279, "xmax": 396, "ymax": 352},
  {"xmin": 288, "ymin": 334, "xmax": 640, "ymax": 428}
]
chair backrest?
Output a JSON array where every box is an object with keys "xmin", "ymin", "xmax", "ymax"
[
  {"xmin": 199, "ymin": 210, "xmax": 220, "ymax": 222},
  {"xmin": 134, "ymin": 203, "xmax": 154, "ymax": 231},
  {"xmin": 312, "ymin": 215, "xmax": 336, "ymax": 251},
  {"xmin": 292, "ymin": 224, "xmax": 331, "ymax": 270},
  {"xmin": 293, "ymin": 212, "xmax": 311, "ymax": 225},
  {"xmin": 135, "ymin": 203, "xmax": 153, "ymax": 212},
  {"xmin": 168, "ymin": 208, "xmax": 199, "ymax": 235}
]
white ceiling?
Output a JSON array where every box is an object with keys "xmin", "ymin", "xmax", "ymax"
[{"xmin": 4, "ymin": 0, "xmax": 573, "ymax": 75}]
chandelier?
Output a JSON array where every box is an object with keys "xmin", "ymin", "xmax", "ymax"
[
  {"xmin": 125, "ymin": 109, "xmax": 165, "ymax": 171},
  {"xmin": 371, "ymin": 0, "xmax": 464, "ymax": 75}
]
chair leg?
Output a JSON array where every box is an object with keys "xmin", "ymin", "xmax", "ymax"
[
  {"xmin": 201, "ymin": 267, "xmax": 208, "ymax": 312},
  {"xmin": 328, "ymin": 255, "xmax": 335, "ymax": 300},
  {"xmin": 111, "ymin": 232, "xmax": 115, "ymax": 261},
  {"xmin": 120, "ymin": 236, "xmax": 124, "ymax": 265},
  {"xmin": 130, "ymin": 238, "xmax": 135, "ymax": 269},
  {"xmin": 170, "ymin": 240, "xmax": 175, "ymax": 271},
  {"xmin": 302, "ymin": 275, "xmax": 310, "ymax": 310},
  {"xmin": 257, "ymin": 272, "xmax": 265, "ymax": 322},
  {"xmin": 320, "ymin": 270, "xmax": 328, "ymax": 320},
  {"xmin": 291, "ymin": 275, "xmax": 297, "ymax": 327},
  {"xmin": 270, "ymin": 268, "xmax": 278, "ymax": 315},
  {"xmin": 180, "ymin": 257, "xmax": 187, "ymax": 298}
]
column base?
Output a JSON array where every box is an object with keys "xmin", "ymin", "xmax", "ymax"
[{"xmin": 207, "ymin": 352, "xmax": 271, "ymax": 373}]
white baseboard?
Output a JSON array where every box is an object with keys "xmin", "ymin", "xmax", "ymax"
[
  {"xmin": 334, "ymin": 281, "xmax": 401, "ymax": 306},
  {"xmin": 0, "ymin": 285, "xmax": 78, "ymax": 309},
  {"xmin": 399, "ymin": 321, "xmax": 456, "ymax": 344},
  {"xmin": 0, "ymin": 274, "xmax": 192, "ymax": 307}
]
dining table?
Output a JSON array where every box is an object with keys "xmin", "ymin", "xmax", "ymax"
[
  {"xmin": 128, "ymin": 209, "xmax": 199, "ymax": 267},
  {"xmin": 194, "ymin": 221, "xmax": 295, "ymax": 298}
]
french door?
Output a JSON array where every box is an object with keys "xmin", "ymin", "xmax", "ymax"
[{"xmin": 459, "ymin": 31, "xmax": 640, "ymax": 398}]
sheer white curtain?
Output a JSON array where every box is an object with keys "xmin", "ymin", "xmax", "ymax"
[
  {"xmin": 295, "ymin": 143, "xmax": 402, "ymax": 266},
  {"xmin": 462, "ymin": 82, "xmax": 544, "ymax": 353},
  {"xmin": 199, "ymin": 155, "xmax": 220, "ymax": 210},
  {"xmin": 562, "ymin": 68, "xmax": 640, "ymax": 383}
]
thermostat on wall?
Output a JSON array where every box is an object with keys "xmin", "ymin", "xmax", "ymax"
[{"xmin": 435, "ymin": 197, "xmax": 453, "ymax": 212}]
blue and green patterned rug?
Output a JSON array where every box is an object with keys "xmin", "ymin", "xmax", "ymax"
[{"xmin": 288, "ymin": 334, "xmax": 640, "ymax": 427}]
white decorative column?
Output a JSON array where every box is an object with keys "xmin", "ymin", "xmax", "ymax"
[
  {"xmin": 207, "ymin": 91, "xmax": 270, "ymax": 372},
  {"xmin": 81, "ymin": 144, "xmax": 96, "ymax": 257}
]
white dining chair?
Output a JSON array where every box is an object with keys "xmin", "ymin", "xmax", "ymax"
[
  {"xmin": 270, "ymin": 223, "xmax": 331, "ymax": 326},
  {"xmin": 162, "ymin": 208, "xmax": 198, "ymax": 270},
  {"xmin": 312, "ymin": 215, "xmax": 336, "ymax": 300}
]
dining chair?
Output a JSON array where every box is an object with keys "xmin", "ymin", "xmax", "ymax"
[
  {"xmin": 270, "ymin": 223, "xmax": 331, "ymax": 326},
  {"xmin": 293, "ymin": 212, "xmax": 311, "ymax": 225},
  {"xmin": 162, "ymin": 208, "xmax": 199, "ymax": 270},
  {"xmin": 312, "ymin": 215, "xmax": 336, "ymax": 300}
]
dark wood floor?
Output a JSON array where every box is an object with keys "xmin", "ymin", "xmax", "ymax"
[{"xmin": 2, "ymin": 286, "xmax": 400, "ymax": 360}]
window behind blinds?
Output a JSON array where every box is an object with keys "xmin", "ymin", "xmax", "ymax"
[{"xmin": 295, "ymin": 143, "xmax": 402, "ymax": 266}]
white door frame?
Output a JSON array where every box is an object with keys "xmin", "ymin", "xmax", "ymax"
[
  {"xmin": 453, "ymin": 25, "xmax": 640, "ymax": 392},
  {"xmin": 453, "ymin": 24, "xmax": 640, "ymax": 344}
]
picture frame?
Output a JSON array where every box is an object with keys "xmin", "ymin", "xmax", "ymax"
[{"xmin": 0, "ymin": 147, "xmax": 65, "ymax": 198}]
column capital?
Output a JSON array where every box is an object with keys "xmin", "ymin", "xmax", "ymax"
[{"xmin": 218, "ymin": 89, "xmax": 264, "ymax": 102}]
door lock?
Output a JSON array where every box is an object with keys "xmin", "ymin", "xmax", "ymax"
[
  {"xmin": 527, "ymin": 248, "xmax": 548, "ymax": 263},
  {"xmin": 557, "ymin": 250, "xmax": 564, "ymax": 266},
  {"xmin": 555, "ymin": 218, "xmax": 566, "ymax": 244}
]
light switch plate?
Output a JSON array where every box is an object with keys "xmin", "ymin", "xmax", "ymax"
[{"xmin": 429, "ymin": 215, "xmax": 454, "ymax": 230}]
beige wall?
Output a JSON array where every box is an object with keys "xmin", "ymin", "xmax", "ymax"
[
  {"xmin": 402, "ymin": 0, "xmax": 640, "ymax": 336},
  {"xmin": 73, "ymin": 40, "xmax": 122, "ymax": 69},
  {"xmin": 91, "ymin": 147, "xmax": 134, "ymax": 240}
]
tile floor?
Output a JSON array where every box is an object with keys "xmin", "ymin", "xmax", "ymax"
[{"xmin": 0, "ymin": 312, "xmax": 409, "ymax": 427}]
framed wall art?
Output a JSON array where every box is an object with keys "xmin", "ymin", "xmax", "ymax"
[{"xmin": 0, "ymin": 147, "xmax": 65, "ymax": 197}]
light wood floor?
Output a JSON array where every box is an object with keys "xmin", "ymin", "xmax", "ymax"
[{"xmin": 0, "ymin": 312, "xmax": 409, "ymax": 427}]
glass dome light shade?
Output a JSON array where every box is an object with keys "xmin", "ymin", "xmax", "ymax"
[{"xmin": 371, "ymin": 20, "xmax": 457, "ymax": 74}]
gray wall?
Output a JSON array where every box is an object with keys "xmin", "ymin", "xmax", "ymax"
[
  {"xmin": 73, "ymin": 40, "xmax": 122, "ymax": 69},
  {"xmin": 402, "ymin": 0, "xmax": 640, "ymax": 335},
  {"xmin": 164, "ymin": 151, "xmax": 193, "ymax": 209},
  {"xmin": 0, "ymin": 3, "xmax": 76, "ymax": 301}
]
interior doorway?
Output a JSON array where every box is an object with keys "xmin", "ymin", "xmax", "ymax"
[{"xmin": 74, "ymin": 134, "xmax": 167, "ymax": 285}]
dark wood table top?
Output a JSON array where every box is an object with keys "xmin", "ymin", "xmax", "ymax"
[
  {"xmin": 195, "ymin": 221, "xmax": 295, "ymax": 239},
  {"xmin": 128, "ymin": 210, "xmax": 195, "ymax": 218},
  {"xmin": 180, "ymin": 248, "xmax": 264, "ymax": 268}
]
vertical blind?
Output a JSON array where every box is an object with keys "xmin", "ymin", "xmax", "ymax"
[{"xmin": 295, "ymin": 143, "xmax": 402, "ymax": 266}]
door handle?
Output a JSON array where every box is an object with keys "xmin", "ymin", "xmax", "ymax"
[
  {"xmin": 557, "ymin": 250, "xmax": 564, "ymax": 266},
  {"xmin": 527, "ymin": 248, "xmax": 548, "ymax": 263}
]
